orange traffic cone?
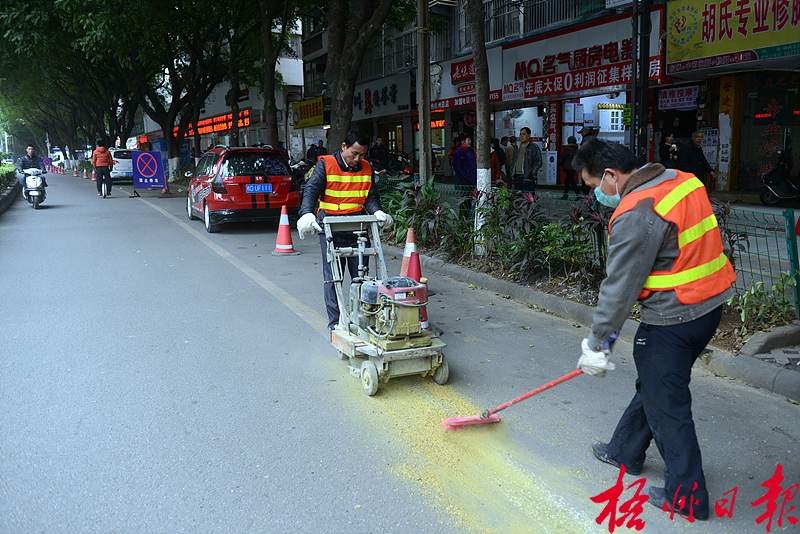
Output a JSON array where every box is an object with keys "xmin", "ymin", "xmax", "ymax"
[
  {"xmin": 271, "ymin": 205, "xmax": 300, "ymax": 255},
  {"xmin": 83, "ymin": 169, "xmax": 88, "ymax": 179},
  {"xmin": 407, "ymin": 251, "xmax": 430, "ymax": 330},
  {"xmin": 73, "ymin": 168, "xmax": 78, "ymax": 177},
  {"xmin": 91, "ymin": 170, "xmax": 96, "ymax": 181},
  {"xmin": 400, "ymin": 227, "xmax": 417, "ymax": 276}
]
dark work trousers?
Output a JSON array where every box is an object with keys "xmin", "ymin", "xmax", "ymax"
[
  {"xmin": 605, "ymin": 305, "xmax": 722, "ymax": 518},
  {"xmin": 562, "ymin": 169, "xmax": 581, "ymax": 197},
  {"xmin": 95, "ymin": 166, "xmax": 112, "ymax": 194},
  {"xmin": 319, "ymin": 231, "xmax": 362, "ymax": 330}
]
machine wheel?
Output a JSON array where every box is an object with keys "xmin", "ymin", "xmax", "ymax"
[
  {"xmin": 336, "ymin": 350, "xmax": 349, "ymax": 361},
  {"xmin": 360, "ymin": 361, "xmax": 379, "ymax": 396},
  {"xmin": 432, "ymin": 355, "xmax": 449, "ymax": 385},
  {"xmin": 204, "ymin": 203, "xmax": 220, "ymax": 233},
  {"xmin": 187, "ymin": 194, "xmax": 197, "ymax": 220},
  {"xmin": 32, "ymin": 196, "xmax": 39, "ymax": 209},
  {"xmin": 760, "ymin": 188, "xmax": 780, "ymax": 206}
]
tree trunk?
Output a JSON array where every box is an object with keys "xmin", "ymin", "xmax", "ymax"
[
  {"xmin": 229, "ymin": 61, "xmax": 241, "ymax": 147},
  {"xmin": 260, "ymin": 0, "xmax": 288, "ymax": 148},
  {"xmin": 326, "ymin": 0, "xmax": 395, "ymax": 146},
  {"xmin": 464, "ymin": 0, "xmax": 491, "ymax": 254}
]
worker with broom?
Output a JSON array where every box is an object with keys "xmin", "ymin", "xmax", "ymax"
[
  {"xmin": 296, "ymin": 130, "xmax": 394, "ymax": 331},
  {"xmin": 572, "ymin": 138, "xmax": 735, "ymax": 521}
]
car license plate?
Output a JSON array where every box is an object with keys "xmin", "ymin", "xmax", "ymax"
[{"xmin": 246, "ymin": 183, "xmax": 272, "ymax": 193}]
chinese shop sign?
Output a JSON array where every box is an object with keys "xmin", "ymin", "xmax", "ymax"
[
  {"xmin": 667, "ymin": 0, "xmax": 800, "ymax": 74},
  {"xmin": 292, "ymin": 97, "xmax": 324, "ymax": 129}
]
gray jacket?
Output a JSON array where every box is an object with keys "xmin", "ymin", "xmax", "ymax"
[
  {"xmin": 588, "ymin": 165, "xmax": 733, "ymax": 351},
  {"xmin": 511, "ymin": 141, "xmax": 542, "ymax": 181}
]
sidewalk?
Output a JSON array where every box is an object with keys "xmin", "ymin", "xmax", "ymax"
[{"xmin": 384, "ymin": 243, "xmax": 800, "ymax": 403}]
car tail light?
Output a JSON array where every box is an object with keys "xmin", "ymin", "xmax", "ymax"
[
  {"xmin": 113, "ymin": 159, "xmax": 120, "ymax": 165},
  {"xmin": 212, "ymin": 175, "xmax": 228, "ymax": 194}
]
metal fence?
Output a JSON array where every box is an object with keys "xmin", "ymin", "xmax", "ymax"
[{"xmin": 377, "ymin": 176, "xmax": 800, "ymax": 311}]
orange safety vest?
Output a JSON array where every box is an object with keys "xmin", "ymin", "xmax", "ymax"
[
  {"xmin": 317, "ymin": 155, "xmax": 372, "ymax": 215},
  {"xmin": 609, "ymin": 171, "xmax": 735, "ymax": 305}
]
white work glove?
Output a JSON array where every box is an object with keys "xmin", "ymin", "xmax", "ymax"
[
  {"xmin": 297, "ymin": 213, "xmax": 322, "ymax": 240},
  {"xmin": 374, "ymin": 210, "xmax": 393, "ymax": 229},
  {"xmin": 577, "ymin": 338, "xmax": 616, "ymax": 378}
]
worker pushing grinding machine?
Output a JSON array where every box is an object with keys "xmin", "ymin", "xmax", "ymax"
[
  {"xmin": 296, "ymin": 130, "xmax": 394, "ymax": 331},
  {"xmin": 573, "ymin": 138, "xmax": 735, "ymax": 521}
]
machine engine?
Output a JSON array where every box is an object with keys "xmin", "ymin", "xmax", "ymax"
[{"xmin": 357, "ymin": 276, "xmax": 428, "ymax": 339}]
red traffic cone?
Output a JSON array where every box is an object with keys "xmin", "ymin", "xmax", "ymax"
[
  {"xmin": 83, "ymin": 169, "xmax": 88, "ymax": 179},
  {"xmin": 400, "ymin": 228, "xmax": 417, "ymax": 276},
  {"xmin": 407, "ymin": 251, "xmax": 430, "ymax": 330},
  {"xmin": 91, "ymin": 170, "xmax": 96, "ymax": 181},
  {"xmin": 271, "ymin": 205, "xmax": 300, "ymax": 255},
  {"xmin": 73, "ymin": 168, "xmax": 78, "ymax": 177}
]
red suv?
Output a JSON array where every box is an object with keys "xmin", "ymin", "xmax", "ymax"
[{"xmin": 186, "ymin": 146, "xmax": 300, "ymax": 232}]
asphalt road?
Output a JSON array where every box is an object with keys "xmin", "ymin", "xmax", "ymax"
[{"xmin": 1, "ymin": 174, "xmax": 798, "ymax": 533}]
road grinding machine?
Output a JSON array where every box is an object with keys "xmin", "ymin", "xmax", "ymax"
[{"xmin": 324, "ymin": 215, "xmax": 449, "ymax": 395}]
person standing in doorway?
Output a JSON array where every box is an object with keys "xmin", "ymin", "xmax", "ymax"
[
  {"xmin": 511, "ymin": 127, "xmax": 542, "ymax": 192},
  {"xmin": 92, "ymin": 140, "xmax": 113, "ymax": 197},
  {"xmin": 368, "ymin": 135, "xmax": 389, "ymax": 171},
  {"xmin": 659, "ymin": 132, "xmax": 679, "ymax": 169},
  {"xmin": 560, "ymin": 136, "xmax": 581, "ymax": 199}
]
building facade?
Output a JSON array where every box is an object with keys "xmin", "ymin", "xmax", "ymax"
[{"xmin": 300, "ymin": 0, "xmax": 799, "ymax": 191}]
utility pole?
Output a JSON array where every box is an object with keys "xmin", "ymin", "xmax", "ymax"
[
  {"xmin": 416, "ymin": 0, "xmax": 432, "ymax": 182},
  {"xmin": 637, "ymin": 0, "xmax": 652, "ymax": 165}
]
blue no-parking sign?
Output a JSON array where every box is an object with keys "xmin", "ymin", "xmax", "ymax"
[{"xmin": 132, "ymin": 151, "xmax": 166, "ymax": 189}]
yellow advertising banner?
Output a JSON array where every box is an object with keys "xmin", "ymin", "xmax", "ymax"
[
  {"xmin": 292, "ymin": 96, "xmax": 324, "ymax": 128},
  {"xmin": 666, "ymin": 0, "xmax": 800, "ymax": 74}
]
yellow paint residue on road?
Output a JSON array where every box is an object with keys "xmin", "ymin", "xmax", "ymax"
[{"xmin": 367, "ymin": 379, "xmax": 600, "ymax": 534}]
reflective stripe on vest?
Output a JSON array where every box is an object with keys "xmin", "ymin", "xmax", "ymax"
[
  {"xmin": 318, "ymin": 155, "xmax": 372, "ymax": 215},
  {"xmin": 609, "ymin": 171, "xmax": 735, "ymax": 304}
]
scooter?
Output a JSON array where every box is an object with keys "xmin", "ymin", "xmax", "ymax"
[
  {"xmin": 21, "ymin": 168, "xmax": 47, "ymax": 209},
  {"xmin": 760, "ymin": 138, "xmax": 795, "ymax": 206}
]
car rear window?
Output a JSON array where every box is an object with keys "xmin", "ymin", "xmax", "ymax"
[
  {"xmin": 219, "ymin": 153, "xmax": 290, "ymax": 177},
  {"xmin": 112, "ymin": 150, "xmax": 132, "ymax": 159}
]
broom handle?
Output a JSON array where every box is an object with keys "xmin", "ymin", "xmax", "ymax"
[{"xmin": 482, "ymin": 369, "xmax": 584, "ymax": 418}]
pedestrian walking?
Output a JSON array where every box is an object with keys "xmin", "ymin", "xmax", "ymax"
[
  {"xmin": 92, "ymin": 140, "xmax": 113, "ymax": 197},
  {"xmin": 296, "ymin": 130, "xmax": 393, "ymax": 331},
  {"xmin": 659, "ymin": 132, "xmax": 679, "ymax": 169},
  {"xmin": 504, "ymin": 136, "xmax": 516, "ymax": 182},
  {"xmin": 572, "ymin": 138, "xmax": 736, "ymax": 521}
]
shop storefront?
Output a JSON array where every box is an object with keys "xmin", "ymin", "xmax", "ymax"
[
  {"xmin": 665, "ymin": 0, "xmax": 800, "ymax": 191},
  {"xmin": 352, "ymin": 72, "xmax": 414, "ymax": 156},
  {"xmin": 431, "ymin": 8, "xmax": 663, "ymax": 185}
]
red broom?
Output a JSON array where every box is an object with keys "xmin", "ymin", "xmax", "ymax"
[{"xmin": 441, "ymin": 369, "xmax": 584, "ymax": 430}]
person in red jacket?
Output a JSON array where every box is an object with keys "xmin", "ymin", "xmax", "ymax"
[{"xmin": 92, "ymin": 140, "xmax": 114, "ymax": 197}]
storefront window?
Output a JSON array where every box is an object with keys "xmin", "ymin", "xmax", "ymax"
[{"xmin": 739, "ymin": 72, "xmax": 800, "ymax": 189}]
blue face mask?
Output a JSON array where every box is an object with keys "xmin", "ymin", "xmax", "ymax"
[{"xmin": 594, "ymin": 173, "xmax": 621, "ymax": 208}]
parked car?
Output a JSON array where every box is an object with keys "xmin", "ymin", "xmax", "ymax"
[
  {"xmin": 109, "ymin": 148, "xmax": 134, "ymax": 182},
  {"xmin": 186, "ymin": 145, "xmax": 300, "ymax": 233}
]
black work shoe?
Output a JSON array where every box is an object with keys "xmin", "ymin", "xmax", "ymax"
[
  {"xmin": 647, "ymin": 486, "xmax": 709, "ymax": 521},
  {"xmin": 591, "ymin": 441, "xmax": 642, "ymax": 476}
]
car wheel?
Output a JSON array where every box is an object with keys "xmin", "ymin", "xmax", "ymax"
[
  {"xmin": 187, "ymin": 194, "xmax": 198, "ymax": 220},
  {"xmin": 204, "ymin": 203, "xmax": 220, "ymax": 233}
]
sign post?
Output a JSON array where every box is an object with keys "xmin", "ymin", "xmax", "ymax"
[{"xmin": 130, "ymin": 151, "xmax": 168, "ymax": 197}]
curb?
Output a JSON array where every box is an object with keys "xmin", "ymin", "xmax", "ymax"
[
  {"xmin": 385, "ymin": 244, "xmax": 800, "ymax": 403},
  {"xmin": 0, "ymin": 180, "xmax": 21, "ymax": 217}
]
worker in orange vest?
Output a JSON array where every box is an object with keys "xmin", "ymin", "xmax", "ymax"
[
  {"xmin": 297, "ymin": 130, "xmax": 393, "ymax": 331},
  {"xmin": 572, "ymin": 138, "xmax": 735, "ymax": 522}
]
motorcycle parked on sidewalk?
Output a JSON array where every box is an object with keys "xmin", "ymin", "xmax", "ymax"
[
  {"xmin": 760, "ymin": 137, "xmax": 795, "ymax": 206},
  {"xmin": 21, "ymin": 168, "xmax": 47, "ymax": 209}
]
